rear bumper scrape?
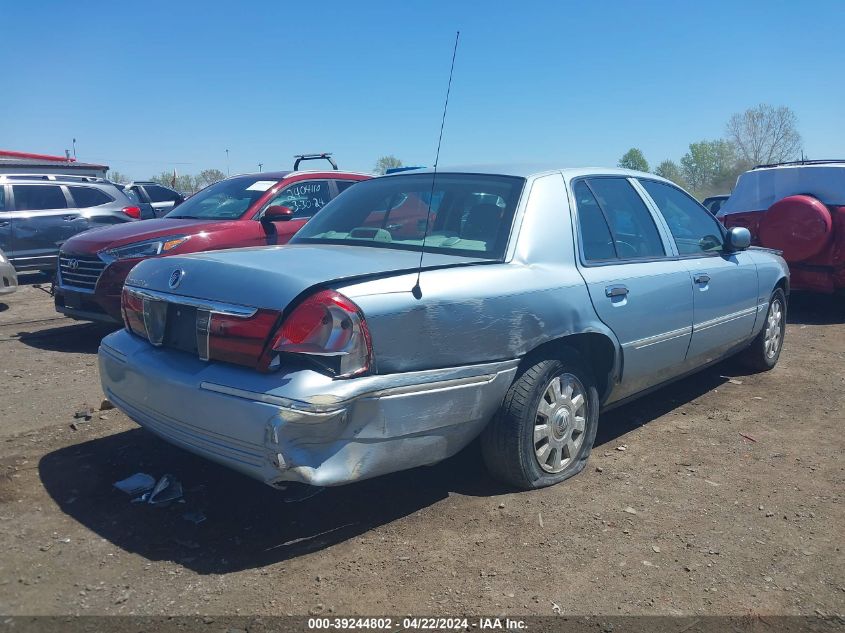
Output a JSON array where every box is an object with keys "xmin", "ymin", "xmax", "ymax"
[{"xmin": 99, "ymin": 330, "xmax": 518, "ymax": 487}]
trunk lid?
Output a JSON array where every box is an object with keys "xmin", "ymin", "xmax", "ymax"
[{"xmin": 125, "ymin": 244, "xmax": 484, "ymax": 311}]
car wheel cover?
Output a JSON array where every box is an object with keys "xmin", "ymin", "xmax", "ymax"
[
  {"xmin": 533, "ymin": 372, "xmax": 587, "ymax": 473},
  {"xmin": 764, "ymin": 298, "xmax": 784, "ymax": 359}
]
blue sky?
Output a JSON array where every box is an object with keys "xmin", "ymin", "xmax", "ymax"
[{"xmin": 2, "ymin": 1, "xmax": 843, "ymax": 179}]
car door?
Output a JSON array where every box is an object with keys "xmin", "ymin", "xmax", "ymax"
[
  {"xmin": 571, "ymin": 177, "xmax": 694, "ymax": 401},
  {"xmin": 9, "ymin": 184, "xmax": 83, "ymax": 269},
  {"xmin": 254, "ymin": 179, "xmax": 334, "ymax": 245},
  {"xmin": 638, "ymin": 179, "xmax": 758, "ymax": 365},
  {"xmin": 0, "ymin": 185, "xmax": 12, "ymax": 258}
]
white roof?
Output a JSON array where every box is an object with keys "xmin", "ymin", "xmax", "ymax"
[{"xmin": 718, "ymin": 163, "xmax": 845, "ymax": 216}]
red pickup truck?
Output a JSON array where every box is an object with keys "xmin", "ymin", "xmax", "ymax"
[
  {"xmin": 55, "ymin": 165, "xmax": 369, "ymax": 322},
  {"xmin": 718, "ymin": 161, "xmax": 845, "ymax": 294}
]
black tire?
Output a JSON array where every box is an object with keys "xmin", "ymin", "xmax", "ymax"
[
  {"xmin": 481, "ymin": 348, "xmax": 600, "ymax": 490},
  {"xmin": 739, "ymin": 288, "xmax": 787, "ymax": 372}
]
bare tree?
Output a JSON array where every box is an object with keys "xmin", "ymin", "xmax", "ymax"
[
  {"xmin": 107, "ymin": 170, "xmax": 131, "ymax": 184},
  {"xmin": 726, "ymin": 104, "xmax": 802, "ymax": 166}
]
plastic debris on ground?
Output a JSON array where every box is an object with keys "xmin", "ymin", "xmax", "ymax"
[
  {"xmin": 135, "ymin": 474, "xmax": 183, "ymax": 506},
  {"xmin": 182, "ymin": 510, "xmax": 207, "ymax": 525},
  {"xmin": 113, "ymin": 473, "xmax": 157, "ymax": 496}
]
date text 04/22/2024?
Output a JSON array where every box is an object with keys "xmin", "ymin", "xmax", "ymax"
[{"xmin": 306, "ymin": 617, "xmax": 528, "ymax": 630}]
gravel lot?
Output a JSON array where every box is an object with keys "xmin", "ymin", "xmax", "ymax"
[{"xmin": 1, "ymin": 274, "xmax": 843, "ymax": 617}]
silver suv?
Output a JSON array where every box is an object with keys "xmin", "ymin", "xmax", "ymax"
[{"xmin": 0, "ymin": 174, "xmax": 154, "ymax": 272}]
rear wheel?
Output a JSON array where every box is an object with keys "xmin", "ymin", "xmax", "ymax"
[
  {"xmin": 481, "ymin": 350, "xmax": 599, "ymax": 490},
  {"xmin": 739, "ymin": 288, "xmax": 786, "ymax": 371}
]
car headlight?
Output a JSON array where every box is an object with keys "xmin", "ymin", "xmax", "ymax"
[{"xmin": 100, "ymin": 236, "xmax": 189, "ymax": 262}]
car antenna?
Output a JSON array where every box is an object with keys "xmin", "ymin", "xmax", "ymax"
[{"xmin": 412, "ymin": 30, "xmax": 460, "ymax": 300}]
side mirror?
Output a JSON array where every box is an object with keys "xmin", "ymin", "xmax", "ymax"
[
  {"xmin": 727, "ymin": 226, "xmax": 751, "ymax": 251},
  {"xmin": 263, "ymin": 205, "xmax": 294, "ymax": 222}
]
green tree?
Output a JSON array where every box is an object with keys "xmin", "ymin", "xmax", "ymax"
[
  {"xmin": 374, "ymin": 155, "xmax": 403, "ymax": 175},
  {"xmin": 680, "ymin": 140, "xmax": 739, "ymax": 196},
  {"xmin": 653, "ymin": 160, "xmax": 686, "ymax": 187},
  {"xmin": 617, "ymin": 148, "xmax": 649, "ymax": 172},
  {"xmin": 726, "ymin": 104, "xmax": 802, "ymax": 166}
]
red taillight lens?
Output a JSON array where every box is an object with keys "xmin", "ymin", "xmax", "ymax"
[
  {"xmin": 201, "ymin": 309, "xmax": 280, "ymax": 368},
  {"xmin": 122, "ymin": 206, "xmax": 142, "ymax": 219},
  {"xmin": 265, "ymin": 290, "xmax": 372, "ymax": 377},
  {"xmin": 121, "ymin": 286, "xmax": 147, "ymax": 338}
]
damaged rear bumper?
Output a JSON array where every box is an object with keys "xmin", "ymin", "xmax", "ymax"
[{"xmin": 98, "ymin": 330, "xmax": 518, "ymax": 487}]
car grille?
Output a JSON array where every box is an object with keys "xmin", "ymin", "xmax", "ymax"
[{"xmin": 59, "ymin": 253, "xmax": 106, "ymax": 291}]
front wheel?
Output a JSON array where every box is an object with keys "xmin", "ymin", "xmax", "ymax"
[
  {"xmin": 739, "ymin": 288, "xmax": 787, "ymax": 372},
  {"xmin": 481, "ymin": 350, "xmax": 600, "ymax": 490}
]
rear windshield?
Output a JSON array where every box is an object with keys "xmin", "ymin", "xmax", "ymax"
[
  {"xmin": 291, "ymin": 173, "xmax": 525, "ymax": 260},
  {"xmin": 166, "ymin": 175, "xmax": 280, "ymax": 220}
]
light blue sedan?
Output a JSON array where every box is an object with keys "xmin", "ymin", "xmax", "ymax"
[{"xmin": 99, "ymin": 167, "xmax": 788, "ymax": 491}]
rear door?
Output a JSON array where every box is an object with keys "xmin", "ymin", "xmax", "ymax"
[
  {"xmin": 141, "ymin": 184, "xmax": 184, "ymax": 217},
  {"xmin": 0, "ymin": 185, "xmax": 12, "ymax": 258},
  {"xmin": 9, "ymin": 184, "xmax": 83, "ymax": 268},
  {"xmin": 639, "ymin": 179, "xmax": 758, "ymax": 364},
  {"xmin": 571, "ymin": 176, "xmax": 694, "ymax": 401}
]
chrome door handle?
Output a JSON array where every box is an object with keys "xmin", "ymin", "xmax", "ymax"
[
  {"xmin": 694, "ymin": 273, "xmax": 711, "ymax": 284},
  {"xmin": 605, "ymin": 285, "xmax": 629, "ymax": 298}
]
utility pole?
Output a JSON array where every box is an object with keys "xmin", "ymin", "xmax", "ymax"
[
  {"xmin": 258, "ymin": 162, "xmax": 263, "ymax": 172},
  {"xmin": 72, "ymin": 138, "xmax": 77, "ymax": 159},
  {"xmin": 225, "ymin": 149, "xmax": 230, "ymax": 176}
]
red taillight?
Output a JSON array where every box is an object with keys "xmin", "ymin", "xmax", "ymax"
[
  {"xmin": 121, "ymin": 286, "xmax": 147, "ymax": 337},
  {"xmin": 264, "ymin": 290, "xmax": 372, "ymax": 377},
  {"xmin": 202, "ymin": 309, "xmax": 280, "ymax": 367},
  {"xmin": 120, "ymin": 286, "xmax": 371, "ymax": 377},
  {"xmin": 122, "ymin": 206, "xmax": 142, "ymax": 219}
]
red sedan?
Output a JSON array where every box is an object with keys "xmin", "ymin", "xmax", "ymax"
[{"xmin": 55, "ymin": 168, "xmax": 370, "ymax": 322}]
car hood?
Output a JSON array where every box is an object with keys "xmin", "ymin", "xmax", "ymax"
[
  {"xmin": 125, "ymin": 244, "xmax": 486, "ymax": 311},
  {"xmin": 61, "ymin": 218, "xmax": 242, "ymax": 252}
]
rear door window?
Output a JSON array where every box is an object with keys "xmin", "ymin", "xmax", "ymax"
[
  {"xmin": 11, "ymin": 185, "xmax": 68, "ymax": 211},
  {"xmin": 145, "ymin": 185, "xmax": 180, "ymax": 203},
  {"xmin": 639, "ymin": 179, "xmax": 725, "ymax": 255},
  {"xmin": 573, "ymin": 180, "xmax": 616, "ymax": 261},
  {"xmin": 334, "ymin": 180, "xmax": 359, "ymax": 196},
  {"xmin": 585, "ymin": 178, "xmax": 665, "ymax": 259},
  {"xmin": 69, "ymin": 186, "xmax": 113, "ymax": 208}
]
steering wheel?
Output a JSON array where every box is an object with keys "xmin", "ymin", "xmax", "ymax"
[{"xmin": 609, "ymin": 240, "xmax": 638, "ymax": 259}]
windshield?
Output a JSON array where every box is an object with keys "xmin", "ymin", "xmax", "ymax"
[
  {"xmin": 166, "ymin": 175, "xmax": 281, "ymax": 220},
  {"xmin": 291, "ymin": 173, "xmax": 525, "ymax": 260}
]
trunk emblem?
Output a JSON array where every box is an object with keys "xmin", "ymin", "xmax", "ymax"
[{"xmin": 168, "ymin": 269, "xmax": 184, "ymax": 289}]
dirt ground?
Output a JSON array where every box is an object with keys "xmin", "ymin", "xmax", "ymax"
[{"xmin": 0, "ymin": 273, "xmax": 843, "ymax": 617}]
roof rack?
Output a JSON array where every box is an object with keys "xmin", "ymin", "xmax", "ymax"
[
  {"xmin": 0, "ymin": 173, "xmax": 109, "ymax": 183},
  {"xmin": 293, "ymin": 153, "xmax": 338, "ymax": 171},
  {"xmin": 753, "ymin": 159, "xmax": 845, "ymax": 169}
]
